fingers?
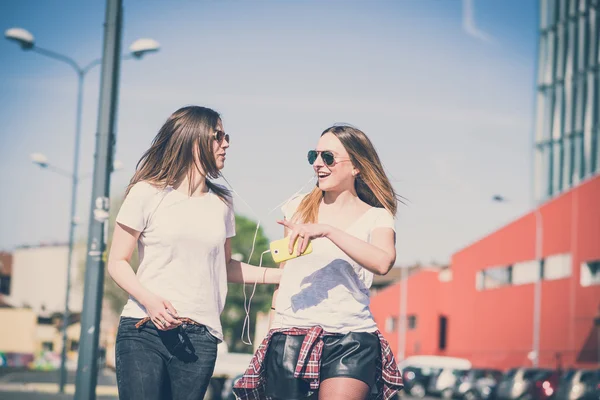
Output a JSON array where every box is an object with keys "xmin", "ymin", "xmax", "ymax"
[
  {"xmin": 299, "ymin": 236, "xmax": 310, "ymax": 255},
  {"xmin": 151, "ymin": 301, "xmax": 181, "ymax": 330},
  {"xmin": 288, "ymin": 229, "xmax": 301, "ymax": 254},
  {"xmin": 297, "ymin": 235, "xmax": 306, "ymax": 256},
  {"xmin": 277, "ymin": 219, "xmax": 292, "ymax": 229},
  {"xmin": 164, "ymin": 301, "xmax": 180, "ymax": 318},
  {"xmin": 162, "ymin": 310, "xmax": 180, "ymax": 328},
  {"xmin": 152, "ymin": 316, "xmax": 167, "ymax": 331},
  {"xmin": 154, "ymin": 314, "xmax": 177, "ymax": 330}
]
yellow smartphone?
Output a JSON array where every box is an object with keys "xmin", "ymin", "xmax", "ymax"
[{"xmin": 270, "ymin": 236, "xmax": 313, "ymax": 263}]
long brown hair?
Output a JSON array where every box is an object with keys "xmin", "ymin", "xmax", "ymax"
[
  {"xmin": 125, "ymin": 106, "xmax": 230, "ymax": 202},
  {"xmin": 294, "ymin": 124, "xmax": 400, "ymax": 223}
]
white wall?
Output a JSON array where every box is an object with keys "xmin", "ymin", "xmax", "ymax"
[{"xmin": 7, "ymin": 245, "xmax": 84, "ymax": 314}]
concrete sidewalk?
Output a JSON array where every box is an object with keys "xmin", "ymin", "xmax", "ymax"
[{"xmin": 0, "ymin": 368, "xmax": 118, "ymax": 399}]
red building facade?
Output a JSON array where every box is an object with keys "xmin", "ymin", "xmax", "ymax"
[{"xmin": 371, "ymin": 175, "xmax": 600, "ymax": 370}]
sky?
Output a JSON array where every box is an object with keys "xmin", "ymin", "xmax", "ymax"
[{"xmin": 0, "ymin": 0, "xmax": 538, "ymax": 265}]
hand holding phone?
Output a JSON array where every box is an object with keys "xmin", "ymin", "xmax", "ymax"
[{"xmin": 270, "ymin": 236, "xmax": 313, "ymax": 263}]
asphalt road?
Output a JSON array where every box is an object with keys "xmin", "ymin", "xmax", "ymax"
[{"xmin": 0, "ymin": 368, "xmax": 437, "ymax": 400}]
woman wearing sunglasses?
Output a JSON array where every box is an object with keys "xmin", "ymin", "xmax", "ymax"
[
  {"xmin": 108, "ymin": 106, "xmax": 282, "ymax": 400},
  {"xmin": 234, "ymin": 125, "xmax": 404, "ymax": 400}
]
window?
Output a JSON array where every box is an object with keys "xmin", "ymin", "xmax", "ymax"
[
  {"xmin": 543, "ymin": 253, "xmax": 572, "ymax": 280},
  {"xmin": 385, "ymin": 317, "xmax": 397, "ymax": 333},
  {"xmin": 438, "ymin": 316, "xmax": 447, "ymax": 351},
  {"xmin": 0, "ymin": 276, "xmax": 10, "ymax": 295},
  {"xmin": 583, "ymin": 71, "xmax": 595, "ymax": 177},
  {"xmin": 438, "ymin": 268, "xmax": 452, "ymax": 282},
  {"xmin": 512, "ymin": 260, "xmax": 542, "ymax": 285},
  {"xmin": 476, "ymin": 271, "xmax": 485, "ymax": 291},
  {"xmin": 581, "ymin": 260, "xmax": 600, "ymax": 286},
  {"xmin": 42, "ymin": 342, "xmax": 54, "ymax": 352},
  {"xmin": 480, "ymin": 266, "xmax": 513, "ymax": 290},
  {"xmin": 408, "ymin": 315, "xmax": 417, "ymax": 330},
  {"xmin": 70, "ymin": 340, "xmax": 79, "ymax": 352}
]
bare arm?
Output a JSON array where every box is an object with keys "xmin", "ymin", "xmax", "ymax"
[
  {"xmin": 279, "ymin": 220, "xmax": 396, "ymax": 276},
  {"xmin": 268, "ymin": 226, "xmax": 289, "ymax": 329},
  {"xmin": 107, "ymin": 222, "xmax": 181, "ymax": 330},
  {"xmin": 326, "ymin": 226, "xmax": 396, "ymax": 275},
  {"xmin": 225, "ymin": 238, "xmax": 282, "ymax": 284}
]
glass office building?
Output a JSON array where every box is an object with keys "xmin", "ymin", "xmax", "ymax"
[{"xmin": 534, "ymin": 0, "xmax": 600, "ymax": 203}]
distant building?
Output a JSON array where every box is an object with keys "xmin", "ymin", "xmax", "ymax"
[
  {"xmin": 0, "ymin": 252, "xmax": 12, "ymax": 306},
  {"xmin": 370, "ymin": 264, "xmax": 446, "ymax": 296},
  {"xmin": 370, "ymin": 175, "xmax": 600, "ymax": 370},
  {"xmin": 5, "ymin": 244, "xmax": 85, "ymax": 314},
  {"xmin": 534, "ymin": 0, "xmax": 600, "ymax": 203}
]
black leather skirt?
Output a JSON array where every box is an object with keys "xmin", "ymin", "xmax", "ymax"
[{"xmin": 264, "ymin": 331, "xmax": 380, "ymax": 400}]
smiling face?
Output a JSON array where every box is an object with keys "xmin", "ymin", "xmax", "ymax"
[
  {"xmin": 312, "ymin": 132, "xmax": 356, "ymax": 192},
  {"xmin": 212, "ymin": 119, "xmax": 229, "ymax": 171}
]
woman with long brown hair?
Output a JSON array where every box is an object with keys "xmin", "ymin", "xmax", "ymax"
[
  {"xmin": 108, "ymin": 106, "xmax": 282, "ymax": 400},
  {"xmin": 234, "ymin": 125, "xmax": 404, "ymax": 400}
]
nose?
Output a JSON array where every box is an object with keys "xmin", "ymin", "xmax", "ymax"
[
  {"xmin": 221, "ymin": 138, "xmax": 230, "ymax": 149},
  {"xmin": 313, "ymin": 153, "xmax": 325, "ymax": 167}
]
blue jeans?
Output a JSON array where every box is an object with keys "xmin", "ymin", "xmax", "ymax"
[{"xmin": 115, "ymin": 317, "xmax": 218, "ymax": 400}]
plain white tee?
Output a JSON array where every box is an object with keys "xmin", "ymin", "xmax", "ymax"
[
  {"xmin": 272, "ymin": 194, "xmax": 396, "ymax": 333},
  {"xmin": 115, "ymin": 181, "xmax": 235, "ymax": 341}
]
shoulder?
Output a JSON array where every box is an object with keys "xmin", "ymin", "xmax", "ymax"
[
  {"xmin": 126, "ymin": 181, "xmax": 163, "ymax": 199},
  {"xmin": 369, "ymin": 207, "xmax": 396, "ymax": 230},
  {"xmin": 209, "ymin": 183, "xmax": 234, "ymax": 208}
]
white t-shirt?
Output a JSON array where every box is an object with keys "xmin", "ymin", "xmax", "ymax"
[
  {"xmin": 272, "ymin": 194, "xmax": 395, "ymax": 333},
  {"xmin": 115, "ymin": 181, "xmax": 236, "ymax": 341}
]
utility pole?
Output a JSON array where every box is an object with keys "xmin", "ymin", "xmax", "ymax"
[{"xmin": 74, "ymin": 1, "xmax": 123, "ymax": 398}]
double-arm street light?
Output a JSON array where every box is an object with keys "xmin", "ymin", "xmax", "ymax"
[{"xmin": 6, "ymin": 27, "xmax": 159, "ymax": 393}]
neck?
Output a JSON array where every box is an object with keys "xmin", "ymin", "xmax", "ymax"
[
  {"xmin": 323, "ymin": 186, "xmax": 358, "ymax": 206},
  {"xmin": 175, "ymin": 172, "xmax": 208, "ymax": 197}
]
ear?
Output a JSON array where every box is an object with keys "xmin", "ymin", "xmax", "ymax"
[{"xmin": 352, "ymin": 168, "xmax": 360, "ymax": 177}]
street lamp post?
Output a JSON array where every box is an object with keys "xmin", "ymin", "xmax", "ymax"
[
  {"xmin": 594, "ymin": 306, "xmax": 600, "ymax": 364},
  {"xmin": 31, "ymin": 153, "xmax": 123, "ymax": 181},
  {"xmin": 6, "ymin": 27, "xmax": 159, "ymax": 393},
  {"xmin": 397, "ymin": 266, "xmax": 408, "ymax": 362},
  {"xmin": 493, "ymin": 195, "xmax": 543, "ymax": 367}
]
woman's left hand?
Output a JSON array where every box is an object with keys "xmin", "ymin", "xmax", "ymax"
[{"xmin": 277, "ymin": 220, "xmax": 331, "ymax": 255}]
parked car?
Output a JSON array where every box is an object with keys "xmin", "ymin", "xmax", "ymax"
[
  {"xmin": 496, "ymin": 368, "xmax": 558, "ymax": 400},
  {"xmin": 453, "ymin": 368, "xmax": 503, "ymax": 400},
  {"xmin": 401, "ymin": 366, "xmax": 436, "ymax": 398},
  {"xmin": 555, "ymin": 368, "xmax": 600, "ymax": 400},
  {"xmin": 526, "ymin": 369, "xmax": 561, "ymax": 399},
  {"xmin": 397, "ymin": 355, "xmax": 472, "ymax": 398},
  {"xmin": 429, "ymin": 368, "xmax": 470, "ymax": 398}
]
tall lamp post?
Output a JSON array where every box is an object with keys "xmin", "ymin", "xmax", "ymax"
[
  {"xmin": 493, "ymin": 195, "xmax": 543, "ymax": 367},
  {"xmin": 5, "ymin": 27, "xmax": 159, "ymax": 393},
  {"xmin": 397, "ymin": 266, "xmax": 408, "ymax": 362}
]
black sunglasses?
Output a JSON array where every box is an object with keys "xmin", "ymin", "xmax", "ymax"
[
  {"xmin": 307, "ymin": 150, "xmax": 350, "ymax": 166},
  {"xmin": 213, "ymin": 130, "xmax": 230, "ymax": 144}
]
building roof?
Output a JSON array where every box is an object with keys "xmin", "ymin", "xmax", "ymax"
[{"xmin": 372, "ymin": 263, "xmax": 447, "ymax": 288}]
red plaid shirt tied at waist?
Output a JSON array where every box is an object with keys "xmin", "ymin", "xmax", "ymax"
[{"xmin": 233, "ymin": 326, "xmax": 404, "ymax": 400}]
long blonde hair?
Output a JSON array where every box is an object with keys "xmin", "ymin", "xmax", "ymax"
[
  {"xmin": 294, "ymin": 124, "xmax": 400, "ymax": 223},
  {"xmin": 125, "ymin": 106, "xmax": 230, "ymax": 202}
]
